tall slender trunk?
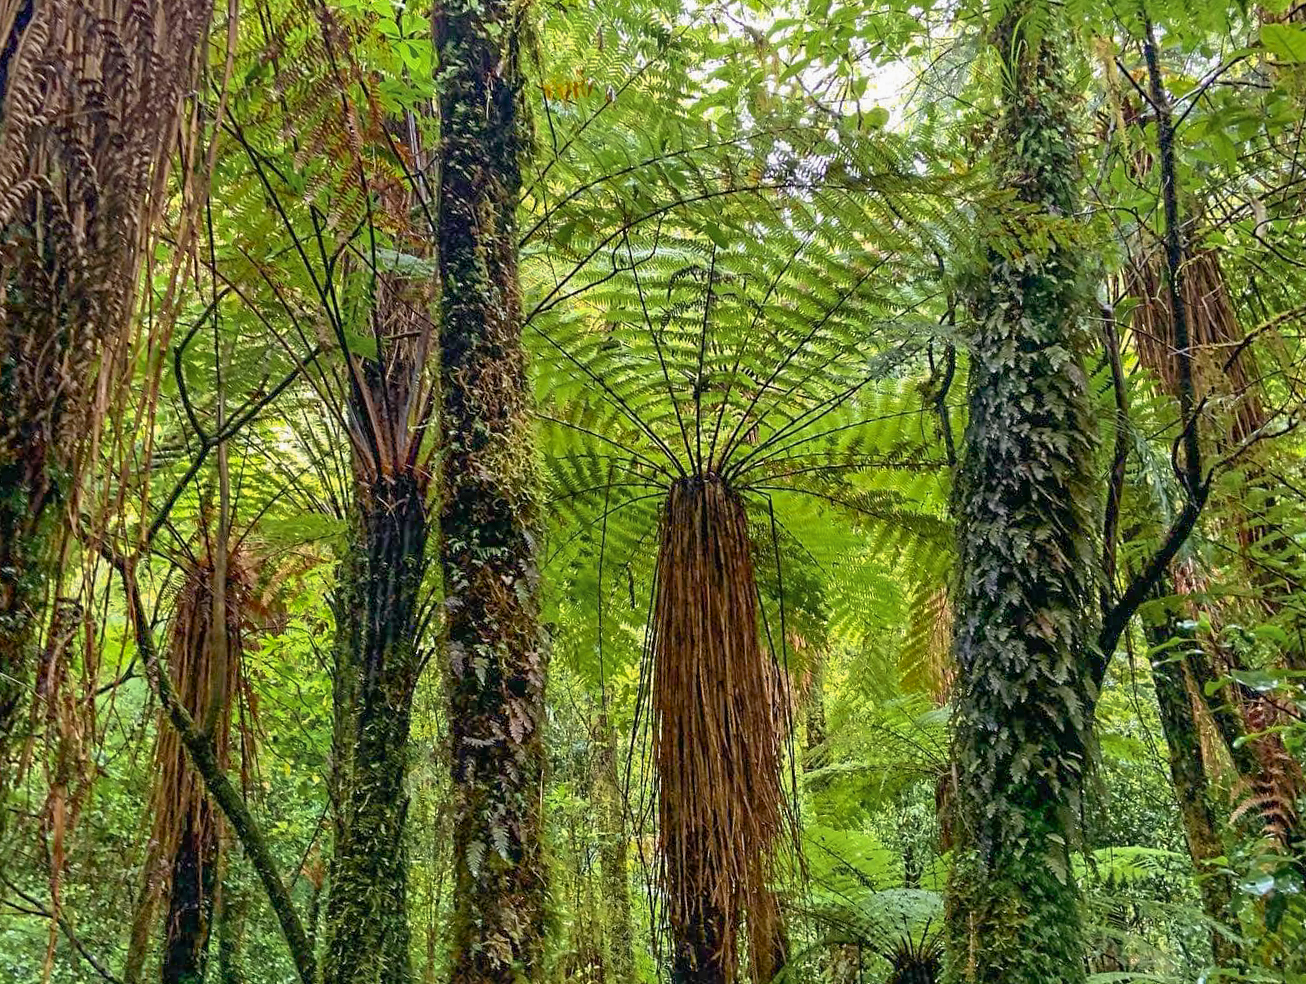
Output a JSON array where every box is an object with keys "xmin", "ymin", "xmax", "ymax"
[
  {"xmin": 163, "ymin": 804, "xmax": 221, "ymax": 984},
  {"xmin": 324, "ymin": 476, "xmax": 428, "ymax": 984},
  {"xmin": 943, "ymin": 7, "xmax": 1101, "ymax": 983},
  {"xmin": 593, "ymin": 714, "xmax": 635, "ymax": 984},
  {"xmin": 1141, "ymin": 580, "xmax": 1240, "ymax": 965},
  {"xmin": 435, "ymin": 1, "xmax": 548, "ymax": 978}
]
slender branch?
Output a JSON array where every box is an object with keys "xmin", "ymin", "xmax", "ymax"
[
  {"xmin": 1098, "ymin": 24, "xmax": 1207, "ymax": 680},
  {"xmin": 1100, "ymin": 303, "xmax": 1130, "ymax": 591},
  {"xmin": 1, "ymin": 878, "xmax": 122, "ymax": 984},
  {"xmin": 108, "ymin": 551, "xmax": 317, "ymax": 984}
]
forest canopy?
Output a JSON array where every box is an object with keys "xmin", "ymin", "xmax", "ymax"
[{"xmin": 1, "ymin": 0, "xmax": 1305, "ymax": 982}]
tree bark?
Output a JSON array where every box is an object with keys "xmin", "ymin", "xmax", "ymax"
[
  {"xmin": 1141, "ymin": 583, "xmax": 1240, "ymax": 966},
  {"xmin": 323, "ymin": 477, "xmax": 428, "ymax": 984},
  {"xmin": 593, "ymin": 715, "xmax": 635, "ymax": 984},
  {"xmin": 435, "ymin": 0, "xmax": 549, "ymax": 979},
  {"xmin": 162, "ymin": 804, "xmax": 221, "ymax": 984},
  {"xmin": 943, "ymin": 7, "xmax": 1101, "ymax": 983}
]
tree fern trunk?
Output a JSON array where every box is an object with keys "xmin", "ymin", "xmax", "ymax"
[
  {"xmin": 1141, "ymin": 583, "xmax": 1240, "ymax": 966},
  {"xmin": 943, "ymin": 7, "xmax": 1101, "ymax": 982},
  {"xmin": 162, "ymin": 804, "xmax": 221, "ymax": 984},
  {"xmin": 435, "ymin": 0, "xmax": 548, "ymax": 979},
  {"xmin": 324, "ymin": 478, "xmax": 428, "ymax": 984}
]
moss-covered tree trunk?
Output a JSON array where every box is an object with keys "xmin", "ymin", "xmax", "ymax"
[
  {"xmin": 943, "ymin": 7, "xmax": 1101, "ymax": 983},
  {"xmin": 323, "ymin": 476, "xmax": 428, "ymax": 984},
  {"xmin": 593, "ymin": 715, "xmax": 635, "ymax": 984},
  {"xmin": 1141, "ymin": 583, "xmax": 1240, "ymax": 965},
  {"xmin": 435, "ymin": 0, "xmax": 548, "ymax": 979}
]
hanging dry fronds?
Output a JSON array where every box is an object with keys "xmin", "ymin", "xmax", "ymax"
[
  {"xmin": 131, "ymin": 549, "xmax": 253, "ymax": 982},
  {"xmin": 0, "ymin": 0, "xmax": 210, "ymax": 775},
  {"xmin": 651, "ymin": 476, "xmax": 789, "ymax": 984},
  {"xmin": 1125, "ymin": 246, "xmax": 1267, "ymax": 444}
]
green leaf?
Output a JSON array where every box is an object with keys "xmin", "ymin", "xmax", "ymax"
[{"xmin": 1262, "ymin": 24, "xmax": 1306, "ymax": 63}]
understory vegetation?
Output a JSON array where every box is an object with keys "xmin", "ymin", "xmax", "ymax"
[{"xmin": 2, "ymin": 0, "xmax": 1306, "ymax": 982}]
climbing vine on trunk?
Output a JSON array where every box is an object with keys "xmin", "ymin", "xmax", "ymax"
[
  {"xmin": 943, "ymin": 6, "xmax": 1102, "ymax": 982},
  {"xmin": 436, "ymin": 0, "xmax": 549, "ymax": 978}
]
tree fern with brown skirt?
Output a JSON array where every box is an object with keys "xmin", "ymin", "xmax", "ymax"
[
  {"xmin": 0, "ymin": 0, "xmax": 209, "ymax": 812},
  {"xmin": 532, "ymin": 131, "xmax": 958, "ymax": 978}
]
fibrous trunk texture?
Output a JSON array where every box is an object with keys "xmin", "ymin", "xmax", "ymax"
[
  {"xmin": 943, "ymin": 8, "xmax": 1101, "ymax": 983},
  {"xmin": 435, "ymin": 0, "xmax": 548, "ymax": 978},
  {"xmin": 1141, "ymin": 580, "xmax": 1240, "ymax": 965},
  {"xmin": 0, "ymin": 0, "xmax": 207, "ymax": 796},
  {"xmin": 652, "ymin": 476, "xmax": 787, "ymax": 984},
  {"xmin": 151, "ymin": 555, "xmax": 246, "ymax": 984},
  {"xmin": 324, "ymin": 475, "xmax": 428, "ymax": 984}
]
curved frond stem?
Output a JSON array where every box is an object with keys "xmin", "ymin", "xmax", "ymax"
[
  {"xmin": 706, "ymin": 226, "xmax": 815, "ymax": 470},
  {"xmin": 716, "ymin": 255, "xmax": 891, "ymax": 469},
  {"xmin": 693, "ymin": 247, "xmax": 717, "ymax": 472},
  {"xmin": 625, "ymin": 232, "xmax": 696, "ymax": 471},
  {"xmin": 542, "ymin": 492, "xmax": 666, "ymax": 570},
  {"xmin": 536, "ymin": 412, "xmax": 676, "ymax": 480},
  {"xmin": 739, "ymin": 402, "xmax": 942, "ymax": 479}
]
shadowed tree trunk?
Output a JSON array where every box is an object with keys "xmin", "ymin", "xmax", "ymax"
[
  {"xmin": 1141, "ymin": 580, "xmax": 1241, "ymax": 966},
  {"xmin": 943, "ymin": 6, "xmax": 1101, "ymax": 982},
  {"xmin": 593, "ymin": 714, "xmax": 635, "ymax": 984},
  {"xmin": 435, "ymin": 0, "xmax": 548, "ymax": 979},
  {"xmin": 163, "ymin": 806, "xmax": 221, "ymax": 984},
  {"xmin": 323, "ymin": 472, "xmax": 428, "ymax": 984}
]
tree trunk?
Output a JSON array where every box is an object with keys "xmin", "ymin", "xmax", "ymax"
[
  {"xmin": 323, "ymin": 477, "xmax": 428, "ymax": 984},
  {"xmin": 654, "ymin": 477, "xmax": 787, "ymax": 984},
  {"xmin": 162, "ymin": 805, "xmax": 221, "ymax": 984},
  {"xmin": 943, "ymin": 7, "xmax": 1100, "ymax": 983},
  {"xmin": 1141, "ymin": 583, "xmax": 1240, "ymax": 965},
  {"xmin": 434, "ymin": 0, "xmax": 548, "ymax": 979},
  {"xmin": 593, "ymin": 715, "xmax": 635, "ymax": 984}
]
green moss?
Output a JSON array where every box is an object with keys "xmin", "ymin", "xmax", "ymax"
[{"xmin": 943, "ymin": 8, "xmax": 1100, "ymax": 983}]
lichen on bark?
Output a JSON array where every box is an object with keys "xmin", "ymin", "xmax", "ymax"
[
  {"xmin": 324, "ymin": 475, "xmax": 429, "ymax": 984},
  {"xmin": 435, "ymin": 0, "xmax": 549, "ymax": 979},
  {"xmin": 943, "ymin": 6, "xmax": 1101, "ymax": 983}
]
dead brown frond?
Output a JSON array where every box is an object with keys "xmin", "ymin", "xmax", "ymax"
[
  {"xmin": 1125, "ymin": 246, "xmax": 1267, "ymax": 445},
  {"xmin": 651, "ymin": 475, "xmax": 790, "ymax": 984},
  {"xmin": 125, "ymin": 547, "xmax": 254, "ymax": 980},
  {"xmin": 0, "ymin": 0, "xmax": 210, "ymax": 774}
]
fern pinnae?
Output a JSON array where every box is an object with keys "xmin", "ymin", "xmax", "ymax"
[{"xmin": 716, "ymin": 255, "xmax": 896, "ymax": 472}]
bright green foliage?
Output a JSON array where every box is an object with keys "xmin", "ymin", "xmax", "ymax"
[{"xmin": 5, "ymin": 1, "xmax": 1306, "ymax": 983}]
